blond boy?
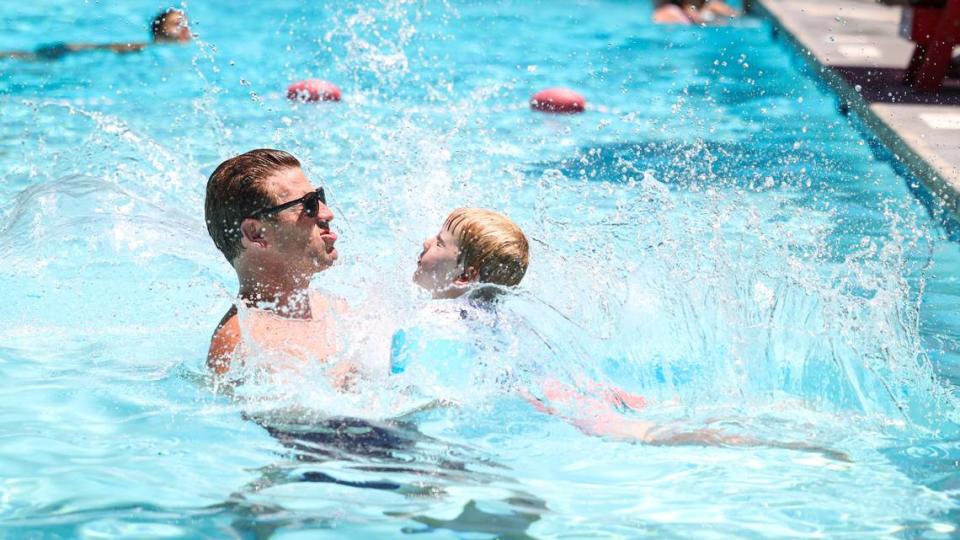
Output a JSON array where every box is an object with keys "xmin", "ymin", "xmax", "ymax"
[
  {"xmin": 401, "ymin": 209, "xmax": 812, "ymax": 452},
  {"xmin": 389, "ymin": 208, "xmax": 529, "ymax": 380},
  {"xmin": 412, "ymin": 207, "xmax": 529, "ymax": 301},
  {"xmin": 396, "ymin": 208, "xmax": 645, "ymax": 409}
]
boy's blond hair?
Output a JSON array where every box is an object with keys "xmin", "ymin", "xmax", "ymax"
[{"xmin": 444, "ymin": 208, "xmax": 529, "ymax": 288}]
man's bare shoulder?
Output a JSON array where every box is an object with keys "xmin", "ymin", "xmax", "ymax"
[{"xmin": 208, "ymin": 305, "xmax": 241, "ymax": 375}]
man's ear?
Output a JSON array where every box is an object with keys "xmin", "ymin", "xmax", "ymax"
[
  {"xmin": 240, "ymin": 218, "xmax": 268, "ymax": 250},
  {"xmin": 454, "ymin": 266, "xmax": 479, "ymax": 286}
]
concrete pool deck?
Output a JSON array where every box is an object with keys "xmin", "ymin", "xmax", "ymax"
[{"xmin": 755, "ymin": 0, "xmax": 960, "ymax": 217}]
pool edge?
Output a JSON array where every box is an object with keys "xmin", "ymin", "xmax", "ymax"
[{"xmin": 753, "ymin": 0, "xmax": 960, "ymax": 220}]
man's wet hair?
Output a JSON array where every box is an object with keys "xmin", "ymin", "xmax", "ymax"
[
  {"xmin": 205, "ymin": 149, "xmax": 301, "ymax": 263},
  {"xmin": 151, "ymin": 8, "xmax": 184, "ymax": 41}
]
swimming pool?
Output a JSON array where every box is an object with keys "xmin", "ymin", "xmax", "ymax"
[{"xmin": 2, "ymin": 0, "xmax": 960, "ymax": 537}]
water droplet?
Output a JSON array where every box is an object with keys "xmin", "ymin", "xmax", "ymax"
[
  {"xmin": 855, "ymin": 84, "xmax": 862, "ymax": 92},
  {"xmin": 240, "ymin": 79, "xmax": 250, "ymax": 87}
]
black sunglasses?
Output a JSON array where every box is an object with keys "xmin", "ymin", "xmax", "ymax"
[{"xmin": 248, "ymin": 187, "xmax": 326, "ymax": 219}]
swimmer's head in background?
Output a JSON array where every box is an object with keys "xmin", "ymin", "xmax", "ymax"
[
  {"xmin": 414, "ymin": 208, "xmax": 529, "ymax": 300},
  {"xmin": 151, "ymin": 8, "xmax": 192, "ymax": 43}
]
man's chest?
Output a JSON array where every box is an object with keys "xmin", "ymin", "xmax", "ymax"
[{"xmin": 245, "ymin": 315, "xmax": 337, "ymax": 365}]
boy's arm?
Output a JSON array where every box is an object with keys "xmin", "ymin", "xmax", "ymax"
[
  {"xmin": 596, "ymin": 419, "xmax": 849, "ymax": 460},
  {"xmin": 522, "ymin": 390, "xmax": 849, "ymax": 460},
  {"xmin": 535, "ymin": 377, "xmax": 647, "ymax": 413},
  {"xmin": 207, "ymin": 306, "xmax": 241, "ymax": 375},
  {"xmin": 521, "ymin": 386, "xmax": 656, "ymax": 440}
]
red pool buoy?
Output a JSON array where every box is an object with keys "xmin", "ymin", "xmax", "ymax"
[
  {"xmin": 287, "ymin": 79, "xmax": 341, "ymax": 103},
  {"xmin": 530, "ymin": 88, "xmax": 586, "ymax": 113}
]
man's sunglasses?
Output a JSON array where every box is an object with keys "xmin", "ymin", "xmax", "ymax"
[{"xmin": 248, "ymin": 187, "xmax": 326, "ymax": 219}]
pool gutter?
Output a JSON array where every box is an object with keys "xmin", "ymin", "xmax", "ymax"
[{"xmin": 754, "ymin": 0, "xmax": 960, "ymax": 220}]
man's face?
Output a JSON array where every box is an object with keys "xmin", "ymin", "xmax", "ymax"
[
  {"xmin": 413, "ymin": 226, "xmax": 463, "ymax": 294},
  {"xmin": 258, "ymin": 167, "xmax": 338, "ymax": 276}
]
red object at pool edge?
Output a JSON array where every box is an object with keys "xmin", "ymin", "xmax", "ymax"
[
  {"xmin": 530, "ymin": 88, "xmax": 586, "ymax": 113},
  {"xmin": 287, "ymin": 79, "xmax": 341, "ymax": 102}
]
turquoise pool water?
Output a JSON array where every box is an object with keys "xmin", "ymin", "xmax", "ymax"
[{"xmin": 2, "ymin": 0, "xmax": 960, "ymax": 537}]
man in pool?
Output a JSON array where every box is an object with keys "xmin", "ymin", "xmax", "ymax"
[
  {"xmin": 204, "ymin": 149, "xmax": 342, "ymax": 382},
  {"xmin": 1, "ymin": 8, "xmax": 192, "ymax": 61}
]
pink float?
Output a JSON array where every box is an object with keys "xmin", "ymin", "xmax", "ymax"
[
  {"xmin": 287, "ymin": 79, "xmax": 342, "ymax": 103},
  {"xmin": 530, "ymin": 88, "xmax": 586, "ymax": 113}
]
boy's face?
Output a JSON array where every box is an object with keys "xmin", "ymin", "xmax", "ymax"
[{"xmin": 414, "ymin": 226, "xmax": 466, "ymax": 297}]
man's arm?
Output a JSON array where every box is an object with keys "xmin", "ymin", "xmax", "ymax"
[{"xmin": 208, "ymin": 306, "xmax": 241, "ymax": 375}]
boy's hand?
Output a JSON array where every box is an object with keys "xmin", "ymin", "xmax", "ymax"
[
  {"xmin": 601, "ymin": 386, "xmax": 647, "ymax": 411},
  {"xmin": 571, "ymin": 377, "xmax": 648, "ymax": 411}
]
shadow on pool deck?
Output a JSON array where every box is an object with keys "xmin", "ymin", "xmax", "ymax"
[
  {"xmin": 757, "ymin": 0, "xmax": 960, "ymax": 216},
  {"xmin": 833, "ymin": 66, "xmax": 960, "ymax": 105}
]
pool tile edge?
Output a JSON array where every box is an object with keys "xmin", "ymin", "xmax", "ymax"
[{"xmin": 754, "ymin": 0, "xmax": 960, "ymax": 220}]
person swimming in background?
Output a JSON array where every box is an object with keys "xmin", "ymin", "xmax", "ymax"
[
  {"xmin": 1, "ymin": 8, "xmax": 192, "ymax": 61},
  {"xmin": 653, "ymin": 0, "xmax": 738, "ymax": 25}
]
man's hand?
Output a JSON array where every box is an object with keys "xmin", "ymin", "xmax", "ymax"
[{"xmin": 328, "ymin": 360, "xmax": 360, "ymax": 391}]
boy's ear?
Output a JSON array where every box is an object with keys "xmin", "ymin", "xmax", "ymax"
[
  {"xmin": 240, "ymin": 218, "xmax": 268, "ymax": 250},
  {"xmin": 455, "ymin": 266, "xmax": 479, "ymax": 286}
]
